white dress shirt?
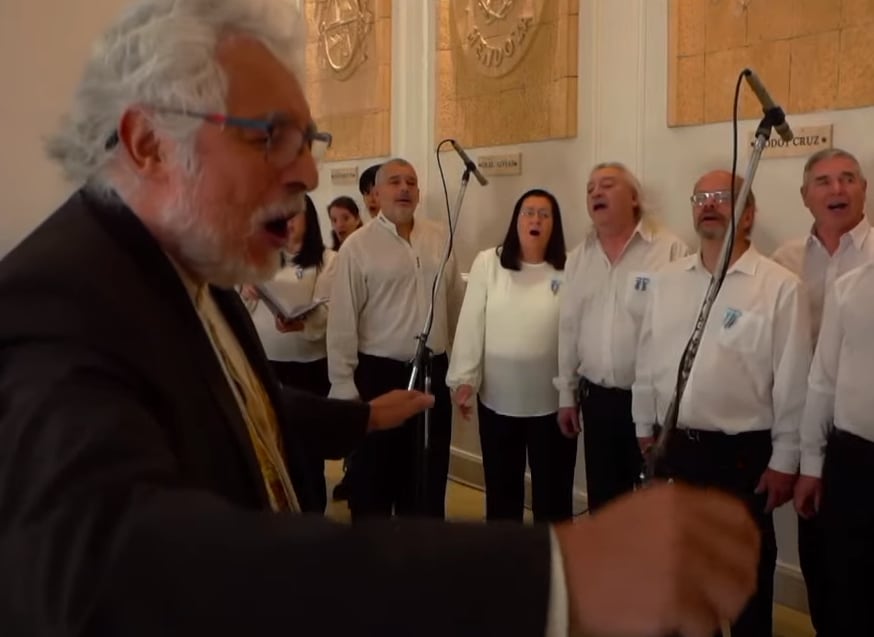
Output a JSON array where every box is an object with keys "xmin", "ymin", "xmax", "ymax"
[
  {"xmin": 249, "ymin": 249, "xmax": 337, "ymax": 363},
  {"xmin": 554, "ymin": 219, "xmax": 687, "ymax": 406},
  {"xmin": 446, "ymin": 248, "xmax": 564, "ymax": 417},
  {"xmin": 327, "ymin": 213, "xmax": 465, "ymax": 399},
  {"xmin": 800, "ymin": 261, "xmax": 874, "ymax": 477},
  {"xmin": 632, "ymin": 247, "xmax": 812, "ymax": 473},
  {"xmin": 772, "ymin": 218, "xmax": 874, "ymax": 340}
]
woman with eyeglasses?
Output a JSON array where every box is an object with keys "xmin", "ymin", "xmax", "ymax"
[
  {"xmin": 242, "ymin": 194, "xmax": 337, "ymax": 511},
  {"xmin": 446, "ymin": 188, "xmax": 577, "ymax": 522}
]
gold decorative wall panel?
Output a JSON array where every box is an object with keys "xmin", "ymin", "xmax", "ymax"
[
  {"xmin": 669, "ymin": 0, "xmax": 874, "ymax": 126},
  {"xmin": 436, "ymin": 0, "xmax": 579, "ymax": 148},
  {"xmin": 305, "ymin": 0, "xmax": 391, "ymax": 160}
]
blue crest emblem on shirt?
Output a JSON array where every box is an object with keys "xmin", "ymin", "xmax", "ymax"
[
  {"xmin": 633, "ymin": 276, "xmax": 650, "ymax": 292},
  {"xmin": 550, "ymin": 279, "xmax": 561, "ymax": 295},
  {"xmin": 723, "ymin": 307, "xmax": 742, "ymax": 328}
]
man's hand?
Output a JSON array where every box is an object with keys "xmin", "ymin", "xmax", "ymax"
[
  {"xmin": 755, "ymin": 468, "xmax": 797, "ymax": 513},
  {"xmin": 240, "ymin": 284, "xmax": 259, "ymax": 301},
  {"xmin": 793, "ymin": 475, "xmax": 822, "ymax": 520},
  {"xmin": 453, "ymin": 384, "xmax": 475, "ymax": 420},
  {"xmin": 366, "ymin": 390, "xmax": 434, "ymax": 432},
  {"xmin": 557, "ymin": 406, "xmax": 580, "ymax": 438},
  {"xmin": 638, "ymin": 435, "xmax": 655, "ymax": 456},
  {"xmin": 554, "ymin": 483, "xmax": 759, "ymax": 637},
  {"xmin": 275, "ymin": 316, "xmax": 305, "ymax": 333}
]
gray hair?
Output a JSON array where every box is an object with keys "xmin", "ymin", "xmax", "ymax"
[
  {"xmin": 375, "ymin": 158, "xmax": 416, "ymax": 186},
  {"xmin": 802, "ymin": 148, "xmax": 865, "ymax": 187},
  {"xmin": 590, "ymin": 161, "xmax": 646, "ymax": 219},
  {"xmin": 46, "ymin": 0, "xmax": 306, "ymax": 197}
]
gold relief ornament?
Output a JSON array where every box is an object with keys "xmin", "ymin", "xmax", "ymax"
[
  {"xmin": 317, "ymin": 0, "xmax": 374, "ymax": 80},
  {"xmin": 452, "ymin": 0, "xmax": 544, "ymax": 78}
]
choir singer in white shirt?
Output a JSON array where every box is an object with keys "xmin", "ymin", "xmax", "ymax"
[
  {"xmin": 554, "ymin": 162, "xmax": 687, "ymax": 513},
  {"xmin": 327, "ymin": 158, "xmax": 465, "ymax": 520},
  {"xmin": 447, "ymin": 189, "xmax": 577, "ymax": 522},
  {"xmin": 633, "ymin": 169, "xmax": 812, "ymax": 637},
  {"xmin": 772, "ymin": 147, "xmax": 871, "ymax": 637},
  {"xmin": 796, "ymin": 260, "xmax": 874, "ymax": 635}
]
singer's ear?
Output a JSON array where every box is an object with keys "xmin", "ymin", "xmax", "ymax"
[{"xmin": 117, "ymin": 108, "xmax": 168, "ymax": 179}]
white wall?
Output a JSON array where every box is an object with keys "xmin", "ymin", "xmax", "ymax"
[{"xmin": 0, "ymin": 0, "xmax": 127, "ymax": 255}]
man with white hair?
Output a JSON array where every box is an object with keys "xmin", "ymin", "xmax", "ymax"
[
  {"xmin": 0, "ymin": 2, "xmax": 762, "ymax": 636},
  {"xmin": 555, "ymin": 162, "xmax": 687, "ymax": 512},
  {"xmin": 772, "ymin": 147, "xmax": 872, "ymax": 637}
]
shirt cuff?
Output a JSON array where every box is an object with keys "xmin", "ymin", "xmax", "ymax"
[
  {"xmin": 558, "ymin": 389, "xmax": 576, "ymax": 409},
  {"xmin": 800, "ymin": 453, "xmax": 824, "ymax": 478},
  {"xmin": 767, "ymin": 447, "xmax": 799, "ymax": 474},
  {"xmin": 635, "ymin": 422, "xmax": 655, "ymax": 438},
  {"xmin": 545, "ymin": 527, "xmax": 569, "ymax": 637},
  {"xmin": 328, "ymin": 381, "xmax": 360, "ymax": 401}
]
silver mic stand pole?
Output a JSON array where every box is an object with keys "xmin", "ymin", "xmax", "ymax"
[{"xmin": 407, "ymin": 165, "xmax": 471, "ymax": 513}]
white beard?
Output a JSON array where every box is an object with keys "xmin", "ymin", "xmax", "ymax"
[{"xmin": 159, "ymin": 176, "xmax": 282, "ymax": 288}]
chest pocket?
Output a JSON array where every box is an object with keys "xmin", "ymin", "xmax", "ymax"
[
  {"xmin": 717, "ymin": 308, "xmax": 766, "ymax": 354},
  {"xmin": 624, "ymin": 271, "xmax": 654, "ymax": 319}
]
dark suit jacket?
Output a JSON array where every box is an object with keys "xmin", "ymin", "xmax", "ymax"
[{"xmin": 0, "ymin": 190, "xmax": 551, "ymax": 637}]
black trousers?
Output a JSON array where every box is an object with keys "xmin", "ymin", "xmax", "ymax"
[
  {"xmin": 656, "ymin": 428, "xmax": 776, "ymax": 637},
  {"xmin": 349, "ymin": 352, "xmax": 451, "ymax": 520},
  {"xmin": 271, "ymin": 358, "xmax": 331, "ymax": 513},
  {"xmin": 477, "ymin": 400, "xmax": 576, "ymax": 523},
  {"xmin": 798, "ymin": 513, "xmax": 828, "ymax": 636},
  {"xmin": 821, "ymin": 429, "xmax": 874, "ymax": 635},
  {"xmin": 578, "ymin": 379, "xmax": 642, "ymax": 512}
]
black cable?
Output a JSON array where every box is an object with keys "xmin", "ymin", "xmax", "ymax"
[{"xmin": 428, "ymin": 139, "xmax": 455, "ymax": 319}]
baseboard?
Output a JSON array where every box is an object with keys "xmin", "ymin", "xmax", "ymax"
[{"xmin": 448, "ymin": 447, "xmax": 809, "ymax": 613}]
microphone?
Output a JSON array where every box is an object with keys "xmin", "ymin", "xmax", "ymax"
[
  {"xmin": 450, "ymin": 140, "xmax": 489, "ymax": 186},
  {"xmin": 742, "ymin": 68, "xmax": 794, "ymax": 142}
]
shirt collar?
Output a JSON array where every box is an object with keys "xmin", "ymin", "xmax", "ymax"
[
  {"xmin": 686, "ymin": 245, "xmax": 759, "ymax": 276},
  {"xmin": 806, "ymin": 217, "xmax": 871, "ymax": 251},
  {"xmin": 376, "ymin": 211, "xmax": 407, "ymax": 238},
  {"xmin": 586, "ymin": 218, "xmax": 653, "ymax": 246}
]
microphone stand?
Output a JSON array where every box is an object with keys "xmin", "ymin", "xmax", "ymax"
[
  {"xmin": 642, "ymin": 106, "xmax": 782, "ymax": 485},
  {"xmin": 407, "ymin": 164, "xmax": 472, "ymax": 514}
]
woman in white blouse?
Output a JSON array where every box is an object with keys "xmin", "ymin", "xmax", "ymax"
[
  {"xmin": 447, "ymin": 189, "xmax": 576, "ymax": 522},
  {"xmin": 242, "ymin": 195, "xmax": 337, "ymax": 508}
]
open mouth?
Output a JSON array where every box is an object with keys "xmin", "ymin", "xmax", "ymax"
[
  {"xmin": 263, "ymin": 216, "xmax": 290, "ymax": 240},
  {"xmin": 529, "ymin": 229, "xmax": 541, "ymax": 237},
  {"xmin": 827, "ymin": 202, "xmax": 849, "ymax": 211},
  {"xmin": 592, "ymin": 201, "xmax": 608, "ymax": 212},
  {"xmin": 699, "ymin": 214, "xmax": 722, "ymax": 223}
]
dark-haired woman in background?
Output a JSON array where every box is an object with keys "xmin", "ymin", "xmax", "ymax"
[
  {"xmin": 328, "ymin": 196, "xmax": 363, "ymax": 251},
  {"xmin": 242, "ymin": 195, "xmax": 337, "ymax": 511},
  {"xmin": 446, "ymin": 189, "xmax": 576, "ymax": 522}
]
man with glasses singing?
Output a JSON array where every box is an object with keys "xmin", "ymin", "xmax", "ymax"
[
  {"xmin": 632, "ymin": 169, "xmax": 812, "ymax": 636},
  {"xmin": 555, "ymin": 162, "xmax": 686, "ymax": 512},
  {"xmin": 0, "ymin": 2, "xmax": 764, "ymax": 635}
]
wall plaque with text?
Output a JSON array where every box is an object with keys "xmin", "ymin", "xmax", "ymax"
[
  {"xmin": 477, "ymin": 152, "xmax": 522, "ymax": 176},
  {"xmin": 747, "ymin": 124, "xmax": 833, "ymax": 159},
  {"xmin": 330, "ymin": 166, "xmax": 360, "ymax": 185}
]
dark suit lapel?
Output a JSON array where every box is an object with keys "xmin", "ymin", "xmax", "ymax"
[
  {"xmin": 86, "ymin": 194, "xmax": 270, "ymax": 508},
  {"xmin": 212, "ymin": 287, "xmax": 316, "ymax": 510}
]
